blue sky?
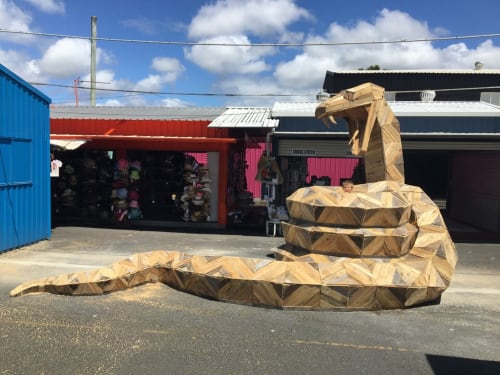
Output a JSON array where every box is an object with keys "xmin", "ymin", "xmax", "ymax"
[{"xmin": 1, "ymin": 0, "xmax": 500, "ymax": 107}]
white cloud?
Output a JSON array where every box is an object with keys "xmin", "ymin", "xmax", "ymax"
[
  {"xmin": 39, "ymin": 38, "xmax": 90, "ymax": 77},
  {"xmin": 188, "ymin": 0, "xmax": 311, "ymax": 39},
  {"xmin": 38, "ymin": 38, "xmax": 112, "ymax": 79},
  {"xmin": 274, "ymin": 54, "xmax": 331, "ymax": 91},
  {"xmin": 151, "ymin": 57, "xmax": 185, "ymax": 84},
  {"xmin": 160, "ymin": 98, "xmax": 191, "ymax": 107},
  {"xmin": 272, "ymin": 9, "xmax": 500, "ymax": 93},
  {"xmin": 134, "ymin": 74, "xmax": 163, "ymax": 92},
  {"xmin": 99, "ymin": 99, "xmax": 123, "ymax": 106},
  {"xmin": 215, "ymin": 75, "xmax": 312, "ymax": 107},
  {"xmin": 151, "ymin": 57, "xmax": 184, "ymax": 73},
  {"xmin": 0, "ymin": 0, "xmax": 35, "ymax": 44},
  {"xmin": 76, "ymin": 67, "xmax": 189, "ymax": 107},
  {"xmin": 185, "ymin": 35, "xmax": 273, "ymax": 75},
  {"xmin": 0, "ymin": 48, "xmax": 42, "ymax": 81},
  {"xmin": 94, "ymin": 69, "xmax": 116, "ymax": 87},
  {"xmin": 439, "ymin": 40, "xmax": 500, "ymax": 69},
  {"xmin": 23, "ymin": 0, "xmax": 64, "ymax": 14}
]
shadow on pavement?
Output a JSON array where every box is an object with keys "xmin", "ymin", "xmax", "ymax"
[{"xmin": 426, "ymin": 354, "xmax": 500, "ymax": 375}]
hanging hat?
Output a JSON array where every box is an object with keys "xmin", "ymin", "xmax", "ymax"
[
  {"xmin": 129, "ymin": 200, "xmax": 140, "ymax": 209},
  {"xmin": 117, "ymin": 187, "xmax": 128, "ymax": 200},
  {"xmin": 117, "ymin": 159, "xmax": 128, "ymax": 171},
  {"xmin": 201, "ymin": 185, "xmax": 212, "ymax": 193},
  {"xmin": 200, "ymin": 176, "xmax": 211, "ymax": 183},
  {"xmin": 192, "ymin": 193, "xmax": 204, "ymax": 206},
  {"xmin": 128, "ymin": 207, "xmax": 143, "ymax": 220},
  {"xmin": 128, "ymin": 190, "xmax": 140, "ymax": 201},
  {"xmin": 130, "ymin": 170, "xmax": 140, "ymax": 182},
  {"xmin": 115, "ymin": 209, "xmax": 128, "ymax": 222},
  {"xmin": 191, "ymin": 210, "xmax": 204, "ymax": 221},
  {"xmin": 129, "ymin": 160, "xmax": 142, "ymax": 171},
  {"xmin": 184, "ymin": 185, "xmax": 195, "ymax": 196},
  {"xmin": 184, "ymin": 173, "xmax": 198, "ymax": 183},
  {"xmin": 116, "ymin": 199, "xmax": 128, "ymax": 210}
]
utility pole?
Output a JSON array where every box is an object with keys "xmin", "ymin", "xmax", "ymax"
[
  {"xmin": 90, "ymin": 16, "xmax": 97, "ymax": 106},
  {"xmin": 74, "ymin": 77, "xmax": 80, "ymax": 106}
]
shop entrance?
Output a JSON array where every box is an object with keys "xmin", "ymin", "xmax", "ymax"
[{"xmin": 51, "ymin": 148, "xmax": 215, "ymax": 225}]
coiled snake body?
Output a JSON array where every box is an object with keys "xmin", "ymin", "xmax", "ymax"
[{"xmin": 10, "ymin": 83, "xmax": 457, "ymax": 310}]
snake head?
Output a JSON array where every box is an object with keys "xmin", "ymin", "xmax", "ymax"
[{"xmin": 315, "ymin": 83, "xmax": 386, "ymax": 156}]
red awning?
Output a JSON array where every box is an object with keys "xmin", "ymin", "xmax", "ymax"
[{"xmin": 51, "ymin": 134, "xmax": 236, "ymax": 143}]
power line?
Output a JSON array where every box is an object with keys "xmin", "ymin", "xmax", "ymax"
[
  {"xmin": 1, "ymin": 28, "xmax": 500, "ymax": 47},
  {"xmin": 31, "ymin": 82, "xmax": 313, "ymax": 97},
  {"xmin": 32, "ymin": 81, "xmax": 500, "ymax": 99}
]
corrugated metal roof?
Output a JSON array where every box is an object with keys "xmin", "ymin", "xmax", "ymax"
[
  {"xmin": 390, "ymin": 101, "xmax": 500, "ymax": 116},
  {"xmin": 208, "ymin": 107, "xmax": 278, "ymax": 128},
  {"xmin": 272, "ymin": 101, "xmax": 500, "ymax": 117},
  {"xmin": 272, "ymin": 102, "xmax": 319, "ymax": 117},
  {"xmin": 0, "ymin": 64, "xmax": 51, "ymax": 104},
  {"xmin": 50, "ymin": 106, "xmax": 226, "ymax": 120}
]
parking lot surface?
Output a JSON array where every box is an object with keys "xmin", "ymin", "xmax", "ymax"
[{"xmin": 0, "ymin": 226, "xmax": 499, "ymax": 374}]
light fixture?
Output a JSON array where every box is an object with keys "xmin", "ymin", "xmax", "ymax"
[{"xmin": 316, "ymin": 88, "xmax": 330, "ymax": 102}]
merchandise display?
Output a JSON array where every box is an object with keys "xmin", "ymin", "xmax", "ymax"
[
  {"xmin": 179, "ymin": 156, "xmax": 211, "ymax": 222},
  {"xmin": 50, "ymin": 150, "xmax": 210, "ymax": 223}
]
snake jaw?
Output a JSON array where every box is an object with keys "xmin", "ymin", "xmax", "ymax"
[{"xmin": 348, "ymin": 128, "xmax": 360, "ymax": 156}]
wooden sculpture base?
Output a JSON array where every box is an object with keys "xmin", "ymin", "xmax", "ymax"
[{"xmin": 10, "ymin": 182, "xmax": 457, "ymax": 310}]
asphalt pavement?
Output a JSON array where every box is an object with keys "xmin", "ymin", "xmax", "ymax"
[{"xmin": 0, "ymin": 226, "xmax": 499, "ymax": 375}]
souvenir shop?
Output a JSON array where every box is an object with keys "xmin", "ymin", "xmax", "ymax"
[
  {"xmin": 49, "ymin": 109, "xmax": 243, "ymax": 228},
  {"xmin": 267, "ymin": 102, "xmax": 361, "ymax": 206}
]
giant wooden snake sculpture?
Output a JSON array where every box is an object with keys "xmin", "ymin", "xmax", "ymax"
[{"xmin": 10, "ymin": 83, "xmax": 457, "ymax": 310}]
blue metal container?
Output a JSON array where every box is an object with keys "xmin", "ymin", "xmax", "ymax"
[{"xmin": 0, "ymin": 64, "xmax": 51, "ymax": 253}]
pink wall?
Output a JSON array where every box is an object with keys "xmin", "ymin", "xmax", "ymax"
[
  {"xmin": 245, "ymin": 145, "xmax": 265, "ymax": 198},
  {"xmin": 245, "ymin": 144, "xmax": 359, "ymax": 198},
  {"xmin": 307, "ymin": 157, "xmax": 359, "ymax": 186}
]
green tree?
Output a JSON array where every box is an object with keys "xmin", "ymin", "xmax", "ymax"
[{"xmin": 358, "ymin": 65, "xmax": 381, "ymax": 70}]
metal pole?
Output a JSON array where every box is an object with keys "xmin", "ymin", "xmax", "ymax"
[
  {"xmin": 74, "ymin": 78, "xmax": 79, "ymax": 106},
  {"xmin": 90, "ymin": 16, "xmax": 97, "ymax": 106}
]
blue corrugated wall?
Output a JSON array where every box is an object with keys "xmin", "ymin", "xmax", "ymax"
[{"xmin": 0, "ymin": 64, "xmax": 51, "ymax": 253}]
